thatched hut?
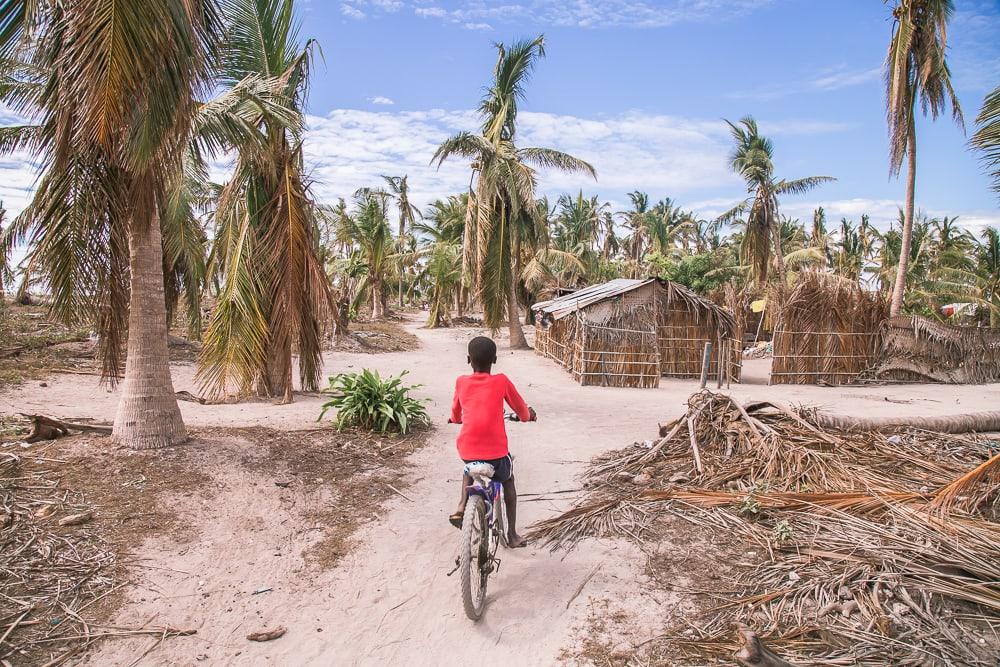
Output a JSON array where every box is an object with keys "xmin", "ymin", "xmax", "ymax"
[
  {"xmin": 532, "ymin": 278, "xmax": 741, "ymax": 388},
  {"xmin": 770, "ymin": 273, "xmax": 888, "ymax": 386},
  {"xmin": 871, "ymin": 316, "xmax": 1000, "ymax": 384}
]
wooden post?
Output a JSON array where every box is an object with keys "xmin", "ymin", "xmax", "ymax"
[
  {"xmin": 716, "ymin": 338, "xmax": 725, "ymax": 389},
  {"xmin": 699, "ymin": 341, "xmax": 712, "ymax": 389}
]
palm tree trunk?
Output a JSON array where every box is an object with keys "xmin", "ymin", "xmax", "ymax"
[
  {"xmin": 113, "ymin": 213, "xmax": 186, "ymax": 449},
  {"xmin": 371, "ymin": 277, "xmax": 384, "ymax": 319},
  {"xmin": 890, "ymin": 132, "xmax": 917, "ymax": 317},
  {"xmin": 770, "ymin": 216, "xmax": 785, "ymax": 281},
  {"xmin": 809, "ymin": 409, "xmax": 1000, "ymax": 434},
  {"xmin": 507, "ymin": 270, "xmax": 529, "ymax": 349}
]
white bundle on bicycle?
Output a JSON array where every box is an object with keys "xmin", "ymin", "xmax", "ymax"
[{"xmin": 463, "ymin": 462, "xmax": 495, "ymax": 487}]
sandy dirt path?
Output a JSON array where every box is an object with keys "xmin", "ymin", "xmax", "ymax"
[{"xmin": 4, "ymin": 317, "xmax": 1000, "ymax": 666}]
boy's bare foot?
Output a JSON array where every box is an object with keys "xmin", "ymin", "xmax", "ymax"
[
  {"xmin": 449, "ymin": 508, "xmax": 465, "ymax": 529},
  {"xmin": 507, "ymin": 532, "xmax": 527, "ymax": 548}
]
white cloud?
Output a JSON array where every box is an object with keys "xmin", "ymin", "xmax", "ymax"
[
  {"xmin": 372, "ymin": 0, "xmax": 777, "ymax": 29},
  {"xmin": 462, "ymin": 22, "xmax": 492, "ymax": 30},
  {"xmin": 298, "ymin": 108, "xmax": 744, "ymax": 209},
  {"xmin": 810, "ymin": 67, "xmax": 880, "ymax": 92},
  {"xmin": 729, "ymin": 66, "xmax": 881, "ymax": 101},
  {"xmin": 340, "ymin": 3, "xmax": 366, "ymax": 19},
  {"xmin": 415, "ymin": 6, "xmax": 447, "ymax": 18},
  {"xmin": 688, "ymin": 196, "xmax": 1000, "ymax": 236},
  {"xmin": 367, "ymin": 95, "xmax": 396, "ymax": 105},
  {"xmin": 7, "ymin": 107, "xmax": 992, "ymax": 271}
]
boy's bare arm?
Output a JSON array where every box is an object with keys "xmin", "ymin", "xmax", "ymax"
[{"xmin": 503, "ymin": 377, "xmax": 534, "ymax": 422}]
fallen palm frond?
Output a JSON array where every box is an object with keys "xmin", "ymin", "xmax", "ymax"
[
  {"xmin": 531, "ymin": 390, "xmax": 1000, "ymax": 665},
  {"xmin": 872, "ymin": 315, "xmax": 1000, "ymax": 384},
  {"xmin": 930, "ymin": 450, "xmax": 1000, "ymax": 514}
]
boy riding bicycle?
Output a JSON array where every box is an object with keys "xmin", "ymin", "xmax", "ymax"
[{"xmin": 448, "ymin": 336, "xmax": 536, "ymax": 548}]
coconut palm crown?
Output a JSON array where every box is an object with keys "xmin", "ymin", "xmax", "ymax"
[{"xmin": 431, "ymin": 35, "xmax": 595, "ymax": 348}]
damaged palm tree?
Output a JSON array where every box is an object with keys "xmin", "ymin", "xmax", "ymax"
[
  {"xmin": 198, "ymin": 0, "xmax": 333, "ymax": 403},
  {"xmin": 432, "ymin": 36, "xmax": 595, "ymax": 348}
]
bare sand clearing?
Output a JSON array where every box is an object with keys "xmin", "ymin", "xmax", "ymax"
[{"xmin": 3, "ymin": 316, "xmax": 1000, "ymax": 666}]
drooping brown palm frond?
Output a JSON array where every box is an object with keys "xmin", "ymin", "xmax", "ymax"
[{"xmin": 930, "ymin": 450, "xmax": 1000, "ymax": 514}]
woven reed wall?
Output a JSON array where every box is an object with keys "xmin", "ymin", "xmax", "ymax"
[
  {"xmin": 657, "ymin": 290, "xmax": 742, "ymax": 382},
  {"xmin": 770, "ymin": 274, "xmax": 888, "ymax": 386}
]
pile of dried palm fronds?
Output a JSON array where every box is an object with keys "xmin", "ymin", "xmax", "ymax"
[
  {"xmin": 1, "ymin": 451, "xmax": 121, "ymax": 664},
  {"xmin": 771, "ymin": 272, "xmax": 888, "ymax": 385},
  {"xmin": 871, "ymin": 315, "xmax": 1000, "ymax": 384},
  {"xmin": 531, "ymin": 391, "xmax": 1000, "ymax": 665}
]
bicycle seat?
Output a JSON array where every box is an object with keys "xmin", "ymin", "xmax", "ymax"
[{"xmin": 463, "ymin": 462, "xmax": 495, "ymax": 486}]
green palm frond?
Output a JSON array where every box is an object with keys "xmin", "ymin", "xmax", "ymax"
[{"xmin": 971, "ymin": 85, "xmax": 1000, "ymax": 197}]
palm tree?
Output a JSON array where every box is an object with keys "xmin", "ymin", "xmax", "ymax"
[
  {"xmin": 809, "ymin": 207, "xmax": 833, "ymax": 268},
  {"xmin": 971, "ymin": 85, "xmax": 1000, "ymax": 199},
  {"xmin": 418, "ymin": 194, "xmax": 469, "ymax": 320},
  {"xmin": 340, "ymin": 188, "xmax": 393, "ymax": 320},
  {"xmin": 0, "ymin": 0, "xmax": 225, "ymax": 448},
  {"xmin": 835, "ymin": 218, "xmax": 864, "ymax": 282},
  {"xmin": 884, "ymin": 0, "xmax": 963, "ymax": 316},
  {"xmin": 717, "ymin": 117, "xmax": 834, "ymax": 285},
  {"xmin": 0, "ymin": 203, "xmax": 8, "ymax": 305},
  {"xmin": 432, "ymin": 36, "xmax": 595, "ymax": 349},
  {"xmin": 383, "ymin": 175, "xmax": 421, "ymax": 308},
  {"xmin": 620, "ymin": 191, "xmax": 651, "ymax": 265},
  {"xmin": 932, "ymin": 216, "xmax": 975, "ymax": 272},
  {"xmin": 977, "ymin": 227, "xmax": 1000, "ymax": 326},
  {"xmin": 198, "ymin": 0, "xmax": 332, "ymax": 403}
]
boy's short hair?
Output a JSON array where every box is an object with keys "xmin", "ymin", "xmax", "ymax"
[{"xmin": 468, "ymin": 336, "xmax": 497, "ymax": 367}]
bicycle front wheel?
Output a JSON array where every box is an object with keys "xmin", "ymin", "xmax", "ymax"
[{"xmin": 459, "ymin": 495, "xmax": 489, "ymax": 620}]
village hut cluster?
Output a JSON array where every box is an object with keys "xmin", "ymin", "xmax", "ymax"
[
  {"xmin": 532, "ymin": 278, "xmax": 742, "ymax": 388},
  {"xmin": 533, "ymin": 273, "xmax": 1000, "ymax": 388}
]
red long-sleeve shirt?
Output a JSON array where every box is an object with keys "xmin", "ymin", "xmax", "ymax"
[{"xmin": 449, "ymin": 372, "xmax": 531, "ymax": 460}]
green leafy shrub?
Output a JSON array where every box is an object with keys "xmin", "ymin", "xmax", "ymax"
[{"xmin": 319, "ymin": 369, "xmax": 429, "ymax": 433}]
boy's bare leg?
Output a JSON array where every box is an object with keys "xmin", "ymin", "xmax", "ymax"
[
  {"xmin": 454, "ymin": 473, "xmax": 472, "ymax": 516},
  {"xmin": 502, "ymin": 477, "xmax": 526, "ymax": 548}
]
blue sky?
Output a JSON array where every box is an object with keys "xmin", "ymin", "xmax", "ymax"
[{"xmin": 3, "ymin": 0, "xmax": 1000, "ymax": 243}]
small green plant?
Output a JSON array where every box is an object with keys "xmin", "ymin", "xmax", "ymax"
[
  {"xmin": 319, "ymin": 369, "xmax": 429, "ymax": 433},
  {"xmin": 738, "ymin": 495, "xmax": 761, "ymax": 517},
  {"xmin": 773, "ymin": 520, "xmax": 794, "ymax": 543}
]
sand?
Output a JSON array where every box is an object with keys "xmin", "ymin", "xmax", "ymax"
[{"xmin": 3, "ymin": 316, "xmax": 999, "ymax": 666}]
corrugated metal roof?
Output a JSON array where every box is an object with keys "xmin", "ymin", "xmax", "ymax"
[{"xmin": 531, "ymin": 278, "xmax": 654, "ymax": 321}]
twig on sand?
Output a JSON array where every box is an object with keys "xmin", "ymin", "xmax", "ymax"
[
  {"xmin": 0, "ymin": 611, "xmax": 30, "ymax": 647},
  {"xmin": 384, "ymin": 483, "xmax": 415, "ymax": 503},
  {"xmin": 566, "ymin": 564, "xmax": 602, "ymax": 610},
  {"xmin": 246, "ymin": 626, "xmax": 286, "ymax": 642}
]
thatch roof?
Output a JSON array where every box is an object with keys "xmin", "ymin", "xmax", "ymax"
[{"xmin": 532, "ymin": 278, "xmax": 736, "ymax": 337}]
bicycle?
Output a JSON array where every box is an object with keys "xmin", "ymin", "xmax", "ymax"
[{"xmin": 453, "ymin": 412, "xmax": 524, "ymax": 620}]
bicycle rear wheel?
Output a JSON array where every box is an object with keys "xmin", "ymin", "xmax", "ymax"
[{"xmin": 459, "ymin": 495, "xmax": 489, "ymax": 620}]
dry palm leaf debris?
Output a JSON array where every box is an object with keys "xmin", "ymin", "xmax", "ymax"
[
  {"xmin": 530, "ymin": 390, "xmax": 1000, "ymax": 666},
  {"xmin": 1, "ymin": 451, "xmax": 190, "ymax": 664}
]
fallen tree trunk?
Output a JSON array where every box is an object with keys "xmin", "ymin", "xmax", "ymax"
[
  {"xmin": 803, "ymin": 409, "xmax": 1000, "ymax": 434},
  {"xmin": 20, "ymin": 414, "xmax": 113, "ymax": 442},
  {"xmin": 735, "ymin": 624, "xmax": 798, "ymax": 667}
]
